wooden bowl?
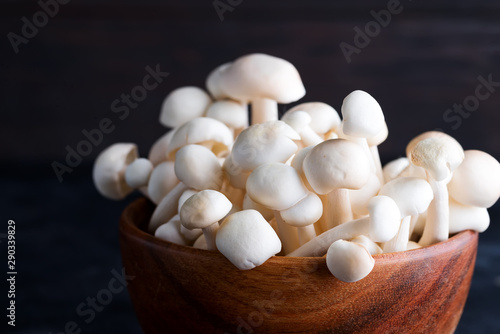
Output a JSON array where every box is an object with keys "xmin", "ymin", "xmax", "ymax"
[{"xmin": 119, "ymin": 198, "xmax": 478, "ymax": 334}]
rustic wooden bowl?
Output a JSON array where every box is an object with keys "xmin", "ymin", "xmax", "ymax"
[{"xmin": 119, "ymin": 198, "xmax": 478, "ymax": 334}]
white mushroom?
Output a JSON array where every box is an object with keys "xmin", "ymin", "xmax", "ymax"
[
  {"xmin": 303, "ymin": 139, "xmax": 371, "ymax": 230},
  {"xmin": 379, "ymin": 177, "xmax": 434, "ymax": 253},
  {"xmin": 124, "ymin": 158, "xmax": 153, "ymax": 189},
  {"xmin": 246, "ymin": 163, "xmax": 307, "ymax": 253},
  {"xmin": 367, "ymin": 122, "xmax": 389, "ymax": 182},
  {"xmin": 154, "ymin": 215, "xmax": 188, "ymax": 246},
  {"xmin": 286, "ymin": 102, "xmax": 341, "ymax": 139},
  {"xmin": 326, "ymin": 240, "xmax": 375, "ymax": 283},
  {"xmin": 206, "ymin": 62, "xmax": 232, "ymax": 100},
  {"xmin": 220, "ymin": 54, "xmax": 306, "ymax": 124},
  {"xmin": 147, "ymin": 161, "xmax": 179, "ymax": 205},
  {"xmin": 349, "ymin": 173, "xmax": 382, "ymax": 217},
  {"xmin": 192, "ymin": 234, "xmax": 207, "ymax": 250},
  {"xmin": 281, "ymin": 110, "xmax": 323, "ymax": 147},
  {"xmin": 93, "ymin": 143, "xmax": 138, "ymax": 200},
  {"xmin": 404, "ymin": 131, "xmax": 451, "ymax": 179},
  {"xmin": 287, "ymin": 195, "xmax": 400, "ymax": 257},
  {"xmin": 159, "ymin": 86, "xmax": 212, "ymax": 128},
  {"xmin": 350, "ymin": 235, "xmax": 383, "ymax": 255},
  {"xmin": 148, "ymin": 130, "xmax": 175, "ymax": 166},
  {"xmin": 216, "ymin": 210, "xmax": 282, "ymax": 270},
  {"xmin": 280, "ymin": 192, "xmax": 323, "ymax": 244},
  {"xmin": 383, "ymin": 157, "xmax": 410, "ymax": 183},
  {"xmin": 180, "ymin": 190, "xmax": 232, "ymax": 251},
  {"xmin": 449, "ymin": 198, "xmax": 490, "ymax": 234},
  {"xmin": 166, "ymin": 117, "xmax": 234, "ymax": 159},
  {"xmin": 205, "ymin": 100, "xmax": 249, "ymax": 137},
  {"xmin": 410, "ymin": 136, "xmax": 464, "ymax": 246}
]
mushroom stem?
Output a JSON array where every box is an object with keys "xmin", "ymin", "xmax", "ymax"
[
  {"xmin": 203, "ymin": 223, "xmax": 219, "ymax": 251},
  {"xmin": 370, "ymin": 145, "xmax": 384, "ymax": 184},
  {"xmin": 148, "ymin": 182, "xmax": 190, "ymax": 234},
  {"xmin": 383, "ymin": 216, "xmax": 410, "ymax": 253},
  {"xmin": 274, "ymin": 211, "xmax": 300, "ymax": 254},
  {"xmin": 287, "ymin": 217, "xmax": 370, "ymax": 257},
  {"xmin": 251, "ymin": 98, "xmax": 278, "ymax": 125},
  {"xmin": 419, "ymin": 176, "xmax": 449, "ymax": 246},
  {"xmin": 326, "ymin": 188, "xmax": 353, "ymax": 230},
  {"xmin": 297, "ymin": 225, "xmax": 316, "ymax": 245}
]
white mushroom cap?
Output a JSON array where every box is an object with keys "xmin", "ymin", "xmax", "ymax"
[
  {"xmin": 281, "ymin": 110, "xmax": 313, "ymax": 133},
  {"xmin": 287, "ymin": 102, "xmax": 341, "ymax": 135},
  {"xmin": 341, "ymin": 90, "xmax": 385, "ymax": 138},
  {"xmin": 220, "ymin": 53, "xmax": 305, "ymax": 105},
  {"xmin": 242, "ymin": 193, "xmax": 274, "ymax": 221},
  {"xmin": 154, "ymin": 217, "xmax": 188, "ymax": 246},
  {"xmin": 379, "ymin": 177, "xmax": 434, "ymax": 218},
  {"xmin": 410, "ymin": 136, "xmax": 464, "ymax": 182},
  {"xmin": 174, "ymin": 145, "xmax": 223, "ymax": 191},
  {"xmin": 147, "ymin": 161, "xmax": 179, "ymax": 205},
  {"xmin": 159, "ymin": 86, "xmax": 213, "ymax": 128},
  {"xmin": 383, "ymin": 157, "xmax": 410, "ymax": 183},
  {"xmin": 148, "ymin": 131, "xmax": 174, "ymax": 166},
  {"xmin": 231, "ymin": 121, "xmax": 299, "ymax": 172},
  {"xmin": 178, "ymin": 189, "xmax": 199, "ymax": 214},
  {"xmin": 223, "ymin": 155, "xmax": 251, "ymax": 190},
  {"xmin": 216, "ymin": 210, "xmax": 282, "ymax": 270},
  {"xmin": 367, "ymin": 122, "xmax": 388, "ymax": 147},
  {"xmin": 449, "ymin": 198, "xmax": 490, "ymax": 233},
  {"xmin": 351, "ymin": 235, "xmax": 383, "ymax": 255},
  {"xmin": 93, "ymin": 143, "xmax": 138, "ymax": 200},
  {"xmin": 125, "ymin": 158, "xmax": 153, "ymax": 189},
  {"xmin": 246, "ymin": 163, "xmax": 308, "ymax": 211},
  {"xmin": 167, "ymin": 117, "xmax": 234, "ymax": 159},
  {"xmin": 280, "ymin": 192, "xmax": 323, "ymax": 227},
  {"xmin": 180, "ymin": 190, "xmax": 232, "ymax": 230},
  {"xmin": 405, "ymin": 131, "xmax": 451, "ymax": 158},
  {"xmin": 448, "ymin": 150, "xmax": 500, "ymax": 208},
  {"xmin": 206, "ymin": 62, "xmax": 232, "ymax": 100},
  {"xmin": 326, "ymin": 240, "xmax": 375, "ymax": 283},
  {"xmin": 365, "ymin": 195, "xmax": 402, "ymax": 242},
  {"xmin": 206, "ymin": 100, "xmax": 249, "ymax": 130},
  {"xmin": 303, "ymin": 139, "xmax": 371, "ymax": 195}
]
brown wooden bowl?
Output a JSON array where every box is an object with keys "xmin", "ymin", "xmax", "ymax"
[{"xmin": 119, "ymin": 198, "xmax": 478, "ymax": 334}]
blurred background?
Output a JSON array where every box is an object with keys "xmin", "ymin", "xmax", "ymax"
[{"xmin": 1, "ymin": 0, "xmax": 499, "ymax": 333}]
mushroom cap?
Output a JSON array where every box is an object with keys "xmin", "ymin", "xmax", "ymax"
[
  {"xmin": 154, "ymin": 218, "xmax": 188, "ymax": 246},
  {"xmin": 177, "ymin": 189, "xmax": 198, "ymax": 214},
  {"xmin": 341, "ymin": 90, "xmax": 385, "ymax": 138},
  {"xmin": 125, "ymin": 158, "xmax": 153, "ymax": 189},
  {"xmin": 448, "ymin": 150, "xmax": 500, "ymax": 208},
  {"xmin": 159, "ymin": 86, "xmax": 213, "ymax": 128},
  {"xmin": 216, "ymin": 209, "xmax": 282, "ymax": 270},
  {"xmin": 167, "ymin": 117, "xmax": 234, "ymax": 159},
  {"xmin": 206, "ymin": 100, "xmax": 249, "ymax": 130},
  {"xmin": 449, "ymin": 198, "xmax": 490, "ymax": 233},
  {"xmin": 326, "ymin": 240, "xmax": 375, "ymax": 283},
  {"xmin": 366, "ymin": 195, "xmax": 402, "ymax": 242},
  {"xmin": 174, "ymin": 145, "xmax": 223, "ymax": 191},
  {"xmin": 246, "ymin": 163, "xmax": 309, "ymax": 211},
  {"xmin": 280, "ymin": 192, "xmax": 323, "ymax": 227},
  {"xmin": 287, "ymin": 102, "xmax": 341, "ymax": 135},
  {"xmin": 93, "ymin": 143, "xmax": 138, "ymax": 200},
  {"xmin": 206, "ymin": 62, "xmax": 232, "ymax": 100},
  {"xmin": 281, "ymin": 110, "xmax": 313, "ymax": 133},
  {"xmin": 147, "ymin": 161, "xmax": 179, "ymax": 205},
  {"xmin": 148, "ymin": 130, "xmax": 174, "ymax": 166},
  {"xmin": 223, "ymin": 155, "xmax": 251, "ymax": 190},
  {"xmin": 405, "ymin": 131, "xmax": 451, "ymax": 158},
  {"xmin": 367, "ymin": 122, "xmax": 388, "ymax": 146},
  {"xmin": 180, "ymin": 190, "xmax": 232, "ymax": 230},
  {"xmin": 231, "ymin": 121, "xmax": 299, "ymax": 172},
  {"xmin": 351, "ymin": 235, "xmax": 383, "ymax": 255},
  {"xmin": 303, "ymin": 139, "xmax": 371, "ymax": 195},
  {"xmin": 220, "ymin": 53, "xmax": 306, "ymax": 104},
  {"xmin": 382, "ymin": 157, "xmax": 410, "ymax": 183},
  {"xmin": 379, "ymin": 177, "xmax": 434, "ymax": 218},
  {"xmin": 410, "ymin": 136, "xmax": 464, "ymax": 182}
]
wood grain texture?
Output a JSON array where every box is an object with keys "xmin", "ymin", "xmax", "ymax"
[{"xmin": 119, "ymin": 198, "xmax": 478, "ymax": 334}]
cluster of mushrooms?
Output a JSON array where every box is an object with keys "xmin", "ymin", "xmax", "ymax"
[{"xmin": 93, "ymin": 54, "xmax": 500, "ymax": 282}]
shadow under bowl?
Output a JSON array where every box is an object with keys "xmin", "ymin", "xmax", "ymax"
[{"xmin": 119, "ymin": 198, "xmax": 478, "ymax": 334}]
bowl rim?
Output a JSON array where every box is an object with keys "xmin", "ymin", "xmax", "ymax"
[{"xmin": 120, "ymin": 197, "xmax": 478, "ymax": 265}]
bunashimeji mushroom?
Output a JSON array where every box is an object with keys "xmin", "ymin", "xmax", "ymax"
[
  {"xmin": 159, "ymin": 86, "xmax": 213, "ymax": 128},
  {"xmin": 148, "ymin": 130, "xmax": 175, "ymax": 166},
  {"xmin": 383, "ymin": 157, "xmax": 410, "ymax": 183},
  {"xmin": 154, "ymin": 215, "xmax": 188, "ymax": 246},
  {"xmin": 246, "ymin": 163, "xmax": 310, "ymax": 253},
  {"xmin": 216, "ymin": 209, "xmax": 282, "ymax": 270},
  {"xmin": 148, "ymin": 144, "xmax": 223, "ymax": 233},
  {"xmin": 410, "ymin": 136, "xmax": 465, "ymax": 246},
  {"xmin": 326, "ymin": 240, "xmax": 375, "ymax": 283},
  {"xmin": 349, "ymin": 172, "xmax": 382, "ymax": 218},
  {"xmin": 205, "ymin": 100, "xmax": 249, "ymax": 138},
  {"xmin": 448, "ymin": 198, "xmax": 490, "ymax": 234},
  {"xmin": 303, "ymin": 139, "xmax": 371, "ymax": 231},
  {"xmin": 220, "ymin": 54, "xmax": 306, "ymax": 125},
  {"xmin": 225, "ymin": 121, "xmax": 300, "ymax": 190},
  {"xmin": 93, "ymin": 143, "xmax": 141, "ymax": 200},
  {"xmin": 280, "ymin": 192, "xmax": 323, "ymax": 244},
  {"xmin": 367, "ymin": 122, "xmax": 389, "ymax": 182},
  {"xmin": 404, "ymin": 131, "xmax": 451, "ymax": 179},
  {"xmin": 147, "ymin": 161, "xmax": 179, "ymax": 205},
  {"xmin": 350, "ymin": 235, "xmax": 383, "ymax": 255},
  {"xmin": 287, "ymin": 195, "xmax": 401, "ymax": 257},
  {"xmin": 180, "ymin": 190, "xmax": 232, "ymax": 251},
  {"xmin": 281, "ymin": 110, "xmax": 323, "ymax": 147},
  {"xmin": 379, "ymin": 177, "xmax": 434, "ymax": 253},
  {"xmin": 124, "ymin": 158, "xmax": 153, "ymax": 189},
  {"xmin": 206, "ymin": 62, "xmax": 232, "ymax": 100},
  {"xmin": 177, "ymin": 190, "xmax": 203, "ymax": 243},
  {"xmin": 166, "ymin": 117, "xmax": 234, "ymax": 159},
  {"xmin": 286, "ymin": 102, "xmax": 341, "ymax": 139},
  {"xmin": 341, "ymin": 90, "xmax": 385, "ymax": 178}
]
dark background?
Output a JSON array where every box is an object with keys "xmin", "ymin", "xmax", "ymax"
[{"xmin": 1, "ymin": 0, "xmax": 499, "ymax": 333}]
